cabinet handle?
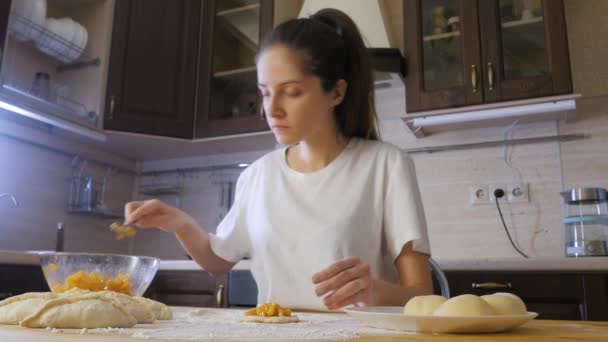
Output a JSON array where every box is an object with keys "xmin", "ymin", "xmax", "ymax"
[
  {"xmin": 109, "ymin": 95, "xmax": 116, "ymax": 120},
  {"xmin": 472, "ymin": 282, "xmax": 512, "ymax": 289},
  {"xmin": 471, "ymin": 64, "xmax": 478, "ymax": 94},
  {"xmin": 216, "ymin": 284, "xmax": 224, "ymax": 308},
  {"xmin": 487, "ymin": 62, "xmax": 495, "ymax": 91}
]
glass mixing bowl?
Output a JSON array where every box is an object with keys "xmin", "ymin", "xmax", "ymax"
[{"xmin": 38, "ymin": 252, "xmax": 159, "ymax": 296}]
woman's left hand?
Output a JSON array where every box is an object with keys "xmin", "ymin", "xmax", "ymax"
[{"xmin": 312, "ymin": 257, "xmax": 375, "ymax": 310}]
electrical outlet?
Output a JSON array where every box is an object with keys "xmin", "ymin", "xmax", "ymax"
[
  {"xmin": 489, "ymin": 184, "xmax": 509, "ymax": 202},
  {"xmin": 508, "ymin": 183, "xmax": 529, "ymax": 202},
  {"xmin": 469, "ymin": 185, "xmax": 490, "ymax": 205}
]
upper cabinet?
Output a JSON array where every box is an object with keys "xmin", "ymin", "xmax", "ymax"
[
  {"xmin": 103, "ymin": 0, "xmax": 201, "ymax": 138},
  {"xmin": 195, "ymin": 0, "xmax": 273, "ymax": 138},
  {"xmin": 0, "ymin": 0, "xmax": 115, "ymax": 139},
  {"xmin": 104, "ymin": 0, "xmax": 274, "ymax": 139},
  {"xmin": 404, "ymin": 0, "xmax": 572, "ymax": 113}
]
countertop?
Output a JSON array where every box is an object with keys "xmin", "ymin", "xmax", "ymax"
[
  {"xmin": 0, "ymin": 308, "xmax": 607, "ymax": 342},
  {"xmin": 1, "ymin": 250, "xmax": 607, "ymax": 272}
]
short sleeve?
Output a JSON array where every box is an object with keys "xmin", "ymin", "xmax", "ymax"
[
  {"xmin": 383, "ymin": 152, "xmax": 431, "ymax": 259},
  {"xmin": 208, "ymin": 169, "xmax": 252, "ymax": 262}
]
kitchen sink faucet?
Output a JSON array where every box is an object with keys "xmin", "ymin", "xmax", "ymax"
[{"xmin": 0, "ymin": 193, "xmax": 18, "ymax": 207}]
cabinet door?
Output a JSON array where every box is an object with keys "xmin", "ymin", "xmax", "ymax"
[
  {"xmin": 404, "ymin": 0, "xmax": 484, "ymax": 112},
  {"xmin": 0, "ymin": 0, "xmax": 10, "ymax": 71},
  {"xmin": 0, "ymin": 265, "xmax": 49, "ymax": 300},
  {"xmin": 584, "ymin": 274, "xmax": 608, "ymax": 321},
  {"xmin": 144, "ymin": 271, "xmax": 227, "ymax": 308},
  {"xmin": 478, "ymin": 0, "xmax": 572, "ymax": 102},
  {"xmin": 195, "ymin": 0, "xmax": 273, "ymax": 138},
  {"xmin": 446, "ymin": 271, "xmax": 587, "ymax": 321},
  {"xmin": 104, "ymin": 0, "xmax": 201, "ymax": 138}
]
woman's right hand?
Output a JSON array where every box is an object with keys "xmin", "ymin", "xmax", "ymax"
[{"xmin": 124, "ymin": 199, "xmax": 197, "ymax": 233}]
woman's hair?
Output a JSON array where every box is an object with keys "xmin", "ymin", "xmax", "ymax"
[{"xmin": 257, "ymin": 8, "xmax": 379, "ymax": 140}]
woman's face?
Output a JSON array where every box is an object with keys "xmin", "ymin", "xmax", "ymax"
[{"xmin": 257, "ymin": 46, "xmax": 344, "ymax": 146}]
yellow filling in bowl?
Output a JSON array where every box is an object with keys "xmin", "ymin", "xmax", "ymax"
[{"xmin": 52, "ymin": 271, "xmax": 133, "ymax": 296}]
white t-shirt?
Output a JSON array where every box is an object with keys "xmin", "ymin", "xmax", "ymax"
[{"xmin": 209, "ymin": 138, "xmax": 430, "ymax": 311}]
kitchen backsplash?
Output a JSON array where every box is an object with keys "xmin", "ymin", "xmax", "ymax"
[{"xmin": 0, "ymin": 115, "xmax": 137, "ymax": 254}]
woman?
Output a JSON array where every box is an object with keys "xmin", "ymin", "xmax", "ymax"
[{"xmin": 124, "ymin": 9, "xmax": 433, "ymax": 311}]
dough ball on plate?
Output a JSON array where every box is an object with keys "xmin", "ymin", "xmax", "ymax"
[
  {"xmin": 481, "ymin": 293, "xmax": 527, "ymax": 315},
  {"xmin": 433, "ymin": 294, "xmax": 496, "ymax": 316},
  {"xmin": 403, "ymin": 295, "xmax": 447, "ymax": 315}
]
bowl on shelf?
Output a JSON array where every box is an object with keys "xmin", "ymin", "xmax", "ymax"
[
  {"xmin": 38, "ymin": 252, "xmax": 159, "ymax": 296},
  {"xmin": 35, "ymin": 17, "xmax": 88, "ymax": 63},
  {"xmin": 9, "ymin": 0, "xmax": 47, "ymax": 42}
]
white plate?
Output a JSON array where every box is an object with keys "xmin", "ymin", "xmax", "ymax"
[{"xmin": 344, "ymin": 306, "xmax": 538, "ymax": 334}]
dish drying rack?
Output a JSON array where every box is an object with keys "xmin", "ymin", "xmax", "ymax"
[
  {"xmin": 1, "ymin": 82, "xmax": 98, "ymax": 126},
  {"xmin": 9, "ymin": 12, "xmax": 100, "ymax": 72},
  {"xmin": 138, "ymin": 175, "xmax": 184, "ymax": 208}
]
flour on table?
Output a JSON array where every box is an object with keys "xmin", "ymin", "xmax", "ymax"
[{"xmin": 80, "ymin": 308, "xmax": 410, "ymax": 341}]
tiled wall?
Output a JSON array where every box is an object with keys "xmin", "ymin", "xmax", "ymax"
[
  {"xmin": 134, "ymin": 0, "xmax": 608, "ymax": 261},
  {"xmin": 0, "ymin": 115, "xmax": 137, "ymax": 254}
]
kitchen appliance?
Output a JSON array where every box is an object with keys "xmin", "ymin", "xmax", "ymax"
[{"xmin": 561, "ymin": 187, "xmax": 608, "ymax": 257}]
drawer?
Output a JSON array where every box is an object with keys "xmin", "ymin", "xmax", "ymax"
[{"xmin": 446, "ymin": 272, "xmax": 585, "ymax": 301}]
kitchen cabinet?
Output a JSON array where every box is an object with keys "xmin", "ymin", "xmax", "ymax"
[
  {"xmin": 404, "ymin": 0, "xmax": 572, "ymax": 113},
  {"xmin": 103, "ymin": 0, "xmax": 200, "ymax": 138},
  {"xmin": 0, "ymin": 0, "xmax": 10, "ymax": 68},
  {"xmin": 0, "ymin": 265, "xmax": 49, "ymax": 300},
  {"xmin": 446, "ymin": 271, "xmax": 608, "ymax": 321},
  {"xmin": 104, "ymin": 0, "xmax": 274, "ymax": 139},
  {"xmin": 195, "ymin": 0, "xmax": 273, "ymax": 138},
  {"xmin": 143, "ymin": 270, "xmax": 228, "ymax": 308},
  {"xmin": 0, "ymin": 0, "xmax": 115, "ymax": 139}
]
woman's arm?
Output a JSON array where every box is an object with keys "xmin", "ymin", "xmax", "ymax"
[
  {"xmin": 373, "ymin": 242, "xmax": 434, "ymax": 306},
  {"xmin": 125, "ymin": 199, "xmax": 235, "ymax": 275},
  {"xmin": 174, "ymin": 222, "xmax": 236, "ymax": 275}
]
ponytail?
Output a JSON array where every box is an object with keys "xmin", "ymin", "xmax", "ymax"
[{"xmin": 257, "ymin": 8, "xmax": 379, "ymax": 140}]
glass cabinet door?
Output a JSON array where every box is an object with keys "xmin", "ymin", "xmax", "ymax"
[
  {"xmin": 210, "ymin": 0, "xmax": 261, "ymax": 121},
  {"xmin": 404, "ymin": 0, "xmax": 483, "ymax": 113},
  {"xmin": 421, "ymin": 0, "xmax": 464, "ymax": 91},
  {"xmin": 196, "ymin": 0, "xmax": 272, "ymax": 138},
  {"xmin": 498, "ymin": 0, "xmax": 548, "ymax": 80},
  {"xmin": 478, "ymin": 0, "xmax": 571, "ymax": 102}
]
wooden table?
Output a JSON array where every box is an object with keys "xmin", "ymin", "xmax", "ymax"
[{"xmin": 0, "ymin": 310, "xmax": 607, "ymax": 341}]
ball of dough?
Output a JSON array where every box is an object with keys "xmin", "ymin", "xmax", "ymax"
[
  {"xmin": 403, "ymin": 295, "xmax": 447, "ymax": 315},
  {"xmin": 433, "ymin": 294, "xmax": 496, "ymax": 316},
  {"xmin": 481, "ymin": 293, "xmax": 527, "ymax": 315}
]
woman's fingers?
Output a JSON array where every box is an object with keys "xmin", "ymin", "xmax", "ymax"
[
  {"xmin": 124, "ymin": 199, "xmax": 164, "ymax": 226},
  {"xmin": 314, "ymin": 262, "xmax": 370, "ymax": 297},
  {"xmin": 312, "ymin": 257, "xmax": 361, "ymax": 284},
  {"xmin": 124, "ymin": 201, "xmax": 144, "ymax": 218},
  {"xmin": 325, "ymin": 281, "xmax": 369, "ymax": 310}
]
